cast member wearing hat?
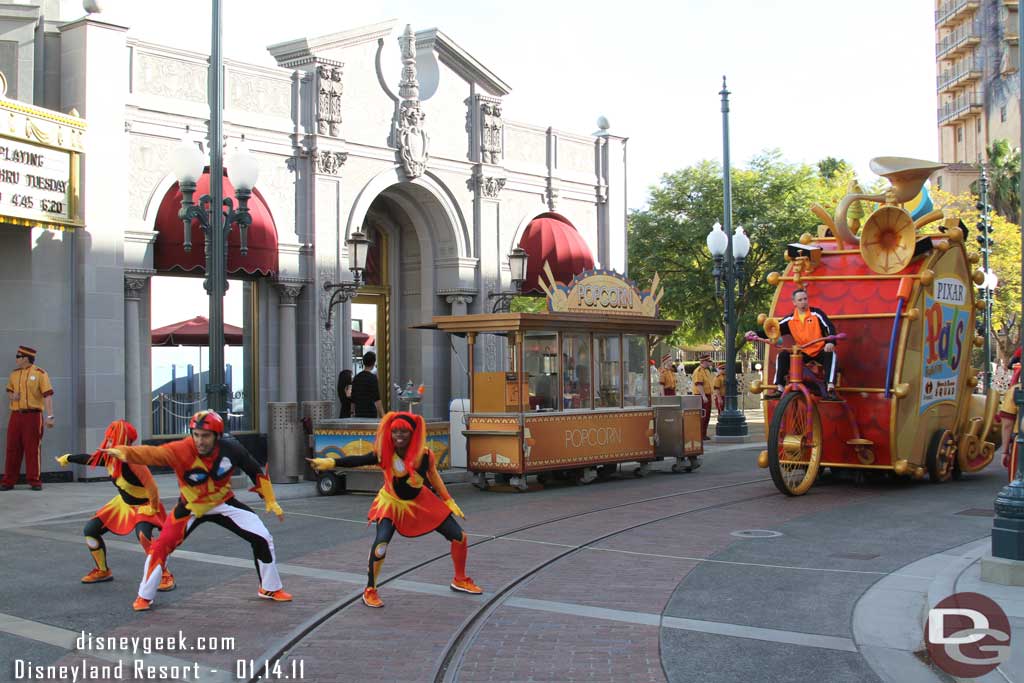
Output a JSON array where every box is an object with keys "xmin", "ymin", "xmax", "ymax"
[
  {"xmin": 713, "ymin": 362, "xmax": 726, "ymax": 416},
  {"xmin": 771, "ymin": 288, "xmax": 839, "ymax": 400},
  {"xmin": 55, "ymin": 420, "xmax": 175, "ymax": 590},
  {"xmin": 691, "ymin": 355, "xmax": 715, "ymax": 440},
  {"xmin": 104, "ymin": 410, "xmax": 291, "ymax": 611},
  {"xmin": 3, "ymin": 345, "xmax": 54, "ymax": 490},
  {"xmin": 307, "ymin": 411, "xmax": 482, "ymax": 608},
  {"xmin": 658, "ymin": 356, "xmax": 677, "ymax": 396}
]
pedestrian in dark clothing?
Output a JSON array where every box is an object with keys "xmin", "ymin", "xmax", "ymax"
[
  {"xmin": 337, "ymin": 369, "xmax": 353, "ymax": 418},
  {"xmin": 351, "ymin": 352, "xmax": 383, "ymax": 418}
]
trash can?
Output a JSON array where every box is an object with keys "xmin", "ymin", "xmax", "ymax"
[
  {"xmin": 267, "ymin": 402, "xmax": 300, "ymax": 483},
  {"xmin": 652, "ymin": 395, "xmax": 683, "ymax": 459},
  {"xmin": 301, "ymin": 400, "xmax": 334, "ymax": 481}
]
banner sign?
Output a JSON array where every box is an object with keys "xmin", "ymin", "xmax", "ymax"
[
  {"xmin": 921, "ymin": 277, "xmax": 970, "ymax": 413},
  {"xmin": 539, "ymin": 265, "xmax": 664, "ymax": 318}
]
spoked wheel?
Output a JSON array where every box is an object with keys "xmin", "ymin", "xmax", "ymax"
[
  {"xmin": 767, "ymin": 391, "xmax": 823, "ymax": 496},
  {"xmin": 926, "ymin": 429, "xmax": 956, "ymax": 483}
]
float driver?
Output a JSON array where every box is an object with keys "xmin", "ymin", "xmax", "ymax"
[{"xmin": 770, "ymin": 288, "xmax": 840, "ymax": 400}]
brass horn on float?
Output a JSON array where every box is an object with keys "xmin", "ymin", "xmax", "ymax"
[{"xmin": 832, "ymin": 157, "xmax": 946, "ymax": 275}]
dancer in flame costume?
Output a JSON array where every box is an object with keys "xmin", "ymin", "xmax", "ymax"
[
  {"xmin": 56, "ymin": 420, "xmax": 174, "ymax": 590},
  {"xmin": 307, "ymin": 411, "xmax": 482, "ymax": 608},
  {"xmin": 104, "ymin": 410, "xmax": 292, "ymax": 611}
]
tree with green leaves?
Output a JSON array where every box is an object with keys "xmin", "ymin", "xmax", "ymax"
[
  {"xmin": 971, "ymin": 139, "xmax": 1021, "ymax": 223},
  {"xmin": 628, "ymin": 151, "xmax": 829, "ymax": 348}
]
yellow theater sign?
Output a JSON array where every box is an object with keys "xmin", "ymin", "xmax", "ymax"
[
  {"xmin": 0, "ymin": 72, "xmax": 84, "ymax": 231},
  {"xmin": 538, "ymin": 261, "xmax": 664, "ymax": 318}
]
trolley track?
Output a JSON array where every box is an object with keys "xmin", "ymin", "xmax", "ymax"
[{"xmin": 247, "ymin": 474, "xmax": 772, "ymax": 683}]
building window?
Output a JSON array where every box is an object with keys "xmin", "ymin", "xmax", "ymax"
[
  {"xmin": 977, "ymin": 118, "xmax": 982, "ymax": 133},
  {"xmin": 937, "ymin": 175, "xmax": 943, "ymax": 190},
  {"xmin": 1001, "ymin": 105, "xmax": 1008, "ymax": 122},
  {"xmin": 957, "ymin": 126, "xmax": 963, "ymax": 142}
]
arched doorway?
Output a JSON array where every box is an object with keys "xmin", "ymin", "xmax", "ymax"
[{"xmin": 346, "ymin": 175, "xmax": 467, "ymax": 419}]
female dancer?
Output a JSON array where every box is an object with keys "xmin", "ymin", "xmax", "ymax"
[
  {"xmin": 56, "ymin": 420, "xmax": 174, "ymax": 591},
  {"xmin": 308, "ymin": 411, "xmax": 481, "ymax": 607}
]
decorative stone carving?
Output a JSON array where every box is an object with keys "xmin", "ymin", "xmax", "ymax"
[
  {"xmin": 274, "ymin": 282, "xmax": 304, "ymax": 306},
  {"xmin": 316, "ymin": 64, "xmax": 344, "ymax": 137},
  {"xmin": 395, "ymin": 25, "xmax": 429, "ymax": 179},
  {"xmin": 314, "ymin": 149, "xmax": 348, "ymax": 176},
  {"xmin": 318, "ymin": 265, "xmax": 338, "ymax": 401},
  {"xmin": 480, "ymin": 101, "xmax": 503, "ymax": 164},
  {"xmin": 124, "ymin": 275, "xmax": 149, "ymax": 302},
  {"xmin": 134, "ymin": 52, "xmax": 207, "ymax": 103},
  {"xmin": 467, "ymin": 171, "xmax": 505, "ymax": 199},
  {"xmin": 228, "ymin": 73, "xmax": 290, "ymax": 118},
  {"xmin": 128, "ymin": 135, "xmax": 177, "ymax": 220},
  {"xmin": 544, "ymin": 179, "xmax": 560, "ymax": 210}
]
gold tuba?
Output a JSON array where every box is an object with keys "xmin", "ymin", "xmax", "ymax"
[{"xmin": 833, "ymin": 157, "xmax": 946, "ymax": 275}]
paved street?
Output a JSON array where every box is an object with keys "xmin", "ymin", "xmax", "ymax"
[{"xmin": 0, "ymin": 434, "xmax": 1020, "ymax": 683}]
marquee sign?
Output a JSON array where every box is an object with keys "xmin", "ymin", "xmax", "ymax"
[
  {"xmin": 537, "ymin": 261, "xmax": 664, "ymax": 318},
  {"xmin": 0, "ymin": 73, "xmax": 84, "ymax": 231}
]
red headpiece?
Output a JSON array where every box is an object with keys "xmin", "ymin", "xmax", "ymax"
[
  {"xmin": 87, "ymin": 419, "xmax": 138, "ymax": 467},
  {"xmin": 374, "ymin": 411, "xmax": 426, "ymax": 475}
]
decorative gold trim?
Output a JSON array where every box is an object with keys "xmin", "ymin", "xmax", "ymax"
[
  {"xmin": 0, "ymin": 99, "xmax": 86, "ymax": 130},
  {"xmin": 818, "ymin": 462, "xmax": 894, "ymax": 470}
]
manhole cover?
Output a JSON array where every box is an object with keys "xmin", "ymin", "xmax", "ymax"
[
  {"xmin": 955, "ymin": 508, "xmax": 994, "ymax": 517},
  {"xmin": 730, "ymin": 529, "xmax": 783, "ymax": 539},
  {"xmin": 830, "ymin": 552, "xmax": 880, "ymax": 561}
]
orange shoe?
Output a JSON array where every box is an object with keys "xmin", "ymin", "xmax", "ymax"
[
  {"xmin": 362, "ymin": 587, "xmax": 383, "ymax": 608},
  {"xmin": 257, "ymin": 588, "xmax": 293, "ymax": 602},
  {"xmin": 158, "ymin": 570, "xmax": 176, "ymax": 592},
  {"xmin": 450, "ymin": 577, "xmax": 483, "ymax": 594},
  {"xmin": 132, "ymin": 597, "xmax": 152, "ymax": 612},
  {"xmin": 81, "ymin": 569, "xmax": 113, "ymax": 584}
]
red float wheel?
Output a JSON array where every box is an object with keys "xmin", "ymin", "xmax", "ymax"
[{"xmin": 767, "ymin": 391, "xmax": 822, "ymax": 496}]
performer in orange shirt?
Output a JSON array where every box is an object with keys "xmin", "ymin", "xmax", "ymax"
[
  {"xmin": 104, "ymin": 410, "xmax": 291, "ymax": 611},
  {"xmin": 771, "ymin": 289, "xmax": 840, "ymax": 400},
  {"xmin": 308, "ymin": 411, "xmax": 481, "ymax": 608}
]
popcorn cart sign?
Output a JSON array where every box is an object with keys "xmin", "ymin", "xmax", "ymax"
[{"xmin": 538, "ymin": 262, "xmax": 664, "ymax": 318}]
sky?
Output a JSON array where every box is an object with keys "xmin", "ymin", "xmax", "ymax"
[{"xmin": 74, "ymin": 0, "xmax": 939, "ymax": 211}]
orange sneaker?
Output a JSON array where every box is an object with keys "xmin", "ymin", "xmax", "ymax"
[
  {"xmin": 362, "ymin": 587, "xmax": 383, "ymax": 608},
  {"xmin": 450, "ymin": 577, "xmax": 483, "ymax": 594},
  {"xmin": 257, "ymin": 588, "xmax": 293, "ymax": 602},
  {"xmin": 81, "ymin": 569, "xmax": 113, "ymax": 584},
  {"xmin": 132, "ymin": 597, "xmax": 152, "ymax": 611},
  {"xmin": 158, "ymin": 570, "xmax": 176, "ymax": 592}
]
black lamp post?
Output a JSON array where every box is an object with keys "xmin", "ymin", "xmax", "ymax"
[
  {"xmin": 169, "ymin": 0, "xmax": 259, "ymax": 416},
  {"xmin": 704, "ymin": 76, "xmax": 749, "ymax": 438},
  {"xmin": 323, "ymin": 228, "xmax": 372, "ymax": 330},
  {"xmin": 489, "ymin": 247, "xmax": 529, "ymax": 313},
  {"xmin": 990, "ymin": 7, "xmax": 1024, "ymax": 564},
  {"xmin": 976, "ymin": 164, "xmax": 995, "ymax": 391}
]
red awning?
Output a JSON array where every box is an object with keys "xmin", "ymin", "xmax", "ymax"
[
  {"xmin": 518, "ymin": 212, "xmax": 595, "ymax": 294},
  {"xmin": 352, "ymin": 329, "xmax": 371, "ymax": 345},
  {"xmin": 151, "ymin": 316, "xmax": 244, "ymax": 346},
  {"xmin": 153, "ymin": 169, "xmax": 279, "ymax": 276}
]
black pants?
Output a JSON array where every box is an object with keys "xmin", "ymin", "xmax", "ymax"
[{"xmin": 774, "ymin": 349, "xmax": 837, "ymax": 386}]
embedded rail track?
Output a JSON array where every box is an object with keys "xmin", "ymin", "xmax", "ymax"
[{"xmin": 246, "ymin": 475, "xmax": 774, "ymax": 683}]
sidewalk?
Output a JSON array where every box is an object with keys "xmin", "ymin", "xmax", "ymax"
[{"xmin": 854, "ymin": 537, "xmax": 1024, "ymax": 682}]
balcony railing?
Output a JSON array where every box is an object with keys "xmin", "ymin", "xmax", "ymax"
[
  {"xmin": 936, "ymin": 0, "xmax": 980, "ymax": 26},
  {"xmin": 937, "ymin": 56, "xmax": 984, "ymax": 91},
  {"xmin": 937, "ymin": 91, "xmax": 984, "ymax": 123},
  {"xmin": 937, "ymin": 20, "xmax": 981, "ymax": 58},
  {"xmin": 151, "ymin": 392, "xmax": 246, "ymax": 436}
]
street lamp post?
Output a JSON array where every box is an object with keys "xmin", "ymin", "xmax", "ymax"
[
  {"xmin": 705, "ymin": 77, "xmax": 748, "ymax": 438},
  {"xmin": 489, "ymin": 248, "xmax": 529, "ymax": 313},
  {"xmin": 170, "ymin": 0, "xmax": 260, "ymax": 416},
  {"xmin": 977, "ymin": 164, "xmax": 994, "ymax": 391},
  {"xmin": 323, "ymin": 228, "xmax": 373, "ymax": 330},
  {"xmin": 989, "ymin": 7, "xmax": 1024, "ymax": 566}
]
